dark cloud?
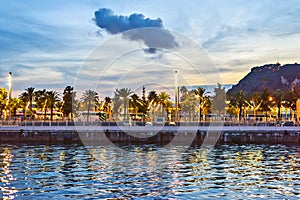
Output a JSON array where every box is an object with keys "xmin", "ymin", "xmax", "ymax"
[{"xmin": 93, "ymin": 8, "xmax": 178, "ymax": 53}]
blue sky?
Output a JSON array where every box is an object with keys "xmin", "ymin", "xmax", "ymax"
[{"xmin": 1, "ymin": 0, "xmax": 300, "ymax": 98}]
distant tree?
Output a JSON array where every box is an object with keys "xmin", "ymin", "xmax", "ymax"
[
  {"xmin": 158, "ymin": 92, "xmax": 171, "ymax": 119},
  {"xmin": 46, "ymin": 91, "xmax": 60, "ymax": 122},
  {"xmin": 228, "ymin": 90, "xmax": 247, "ymax": 122},
  {"xmin": 130, "ymin": 94, "xmax": 140, "ymax": 120},
  {"xmin": 81, "ymin": 90, "xmax": 99, "ymax": 122},
  {"xmin": 283, "ymin": 89, "xmax": 298, "ymax": 120},
  {"xmin": 211, "ymin": 83, "xmax": 226, "ymax": 115},
  {"xmin": 34, "ymin": 89, "xmax": 47, "ymax": 120},
  {"xmin": 273, "ymin": 89, "xmax": 284, "ymax": 121},
  {"xmin": 147, "ymin": 90, "xmax": 158, "ymax": 122},
  {"xmin": 114, "ymin": 88, "xmax": 133, "ymax": 120},
  {"xmin": 259, "ymin": 88, "xmax": 274, "ymax": 122},
  {"xmin": 62, "ymin": 86, "xmax": 76, "ymax": 119},
  {"xmin": 103, "ymin": 96, "xmax": 112, "ymax": 121},
  {"xmin": 194, "ymin": 87, "xmax": 210, "ymax": 121},
  {"xmin": 25, "ymin": 87, "xmax": 35, "ymax": 116},
  {"xmin": 180, "ymin": 90, "xmax": 197, "ymax": 122},
  {"xmin": 8, "ymin": 98, "xmax": 21, "ymax": 117},
  {"xmin": 0, "ymin": 88, "xmax": 8, "ymax": 118},
  {"xmin": 245, "ymin": 90, "xmax": 262, "ymax": 116}
]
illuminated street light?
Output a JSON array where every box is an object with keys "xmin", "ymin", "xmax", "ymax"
[
  {"xmin": 8, "ymin": 72, "xmax": 12, "ymax": 101},
  {"xmin": 174, "ymin": 70, "xmax": 179, "ymax": 122}
]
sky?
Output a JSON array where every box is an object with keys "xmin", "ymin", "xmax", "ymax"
[{"xmin": 1, "ymin": 0, "xmax": 300, "ymax": 98}]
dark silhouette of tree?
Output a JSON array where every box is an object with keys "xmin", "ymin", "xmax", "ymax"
[
  {"xmin": 23, "ymin": 87, "xmax": 35, "ymax": 117},
  {"xmin": 259, "ymin": 88, "xmax": 274, "ymax": 122},
  {"xmin": 228, "ymin": 90, "xmax": 247, "ymax": 122},
  {"xmin": 147, "ymin": 90, "xmax": 158, "ymax": 122},
  {"xmin": 62, "ymin": 86, "xmax": 76, "ymax": 119},
  {"xmin": 46, "ymin": 91, "xmax": 60, "ymax": 122},
  {"xmin": 130, "ymin": 94, "xmax": 140, "ymax": 120},
  {"xmin": 283, "ymin": 89, "xmax": 298, "ymax": 120},
  {"xmin": 103, "ymin": 96, "xmax": 112, "ymax": 121},
  {"xmin": 34, "ymin": 89, "xmax": 47, "ymax": 120},
  {"xmin": 194, "ymin": 87, "xmax": 209, "ymax": 121},
  {"xmin": 273, "ymin": 89, "xmax": 283, "ymax": 121}
]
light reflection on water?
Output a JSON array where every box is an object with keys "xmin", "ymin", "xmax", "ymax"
[{"xmin": 1, "ymin": 144, "xmax": 300, "ymax": 199}]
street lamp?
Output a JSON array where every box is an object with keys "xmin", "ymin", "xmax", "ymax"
[
  {"xmin": 174, "ymin": 70, "xmax": 179, "ymax": 122},
  {"xmin": 8, "ymin": 72, "xmax": 12, "ymax": 100},
  {"xmin": 5, "ymin": 72, "xmax": 12, "ymax": 120}
]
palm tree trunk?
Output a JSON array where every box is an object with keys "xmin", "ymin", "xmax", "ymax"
[
  {"xmin": 123, "ymin": 101, "xmax": 126, "ymax": 120},
  {"xmin": 44, "ymin": 107, "xmax": 47, "ymax": 121},
  {"xmin": 87, "ymin": 101, "xmax": 91, "ymax": 122},
  {"xmin": 277, "ymin": 104, "xmax": 281, "ymax": 121},
  {"xmin": 50, "ymin": 107, "xmax": 53, "ymax": 122}
]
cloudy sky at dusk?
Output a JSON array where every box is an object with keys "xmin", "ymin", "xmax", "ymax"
[{"xmin": 1, "ymin": 0, "xmax": 300, "ymax": 98}]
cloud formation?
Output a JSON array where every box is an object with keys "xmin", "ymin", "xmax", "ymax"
[{"xmin": 93, "ymin": 8, "xmax": 178, "ymax": 53}]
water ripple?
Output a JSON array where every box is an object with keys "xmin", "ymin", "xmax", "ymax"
[{"xmin": 1, "ymin": 144, "xmax": 300, "ymax": 199}]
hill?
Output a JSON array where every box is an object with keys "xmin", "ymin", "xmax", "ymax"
[{"xmin": 227, "ymin": 63, "xmax": 300, "ymax": 95}]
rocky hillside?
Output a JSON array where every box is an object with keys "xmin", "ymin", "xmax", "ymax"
[{"xmin": 227, "ymin": 63, "xmax": 300, "ymax": 95}]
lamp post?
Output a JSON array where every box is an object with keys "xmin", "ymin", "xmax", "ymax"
[
  {"xmin": 174, "ymin": 70, "xmax": 179, "ymax": 122},
  {"xmin": 5, "ymin": 72, "xmax": 12, "ymax": 120},
  {"xmin": 8, "ymin": 72, "xmax": 12, "ymax": 101}
]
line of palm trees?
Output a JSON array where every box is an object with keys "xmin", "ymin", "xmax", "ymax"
[
  {"xmin": 0, "ymin": 84, "xmax": 299, "ymax": 123},
  {"xmin": 227, "ymin": 86, "xmax": 300, "ymax": 122}
]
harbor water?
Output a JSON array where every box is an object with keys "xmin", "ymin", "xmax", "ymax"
[{"xmin": 1, "ymin": 142, "xmax": 300, "ymax": 199}]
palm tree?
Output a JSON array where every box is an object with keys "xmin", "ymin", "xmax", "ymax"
[
  {"xmin": 34, "ymin": 89, "xmax": 47, "ymax": 120},
  {"xmin": 130, "ymin": 94, "xmax": 140, "ymax": 120},
  {"xmin": 25, "ymin": 87, "xmax": 35, "ymax": 116},
  {"xmin": 246, "ymin": 90, "xmax": 262, "ymax": 117},
  {"xmin": 19, "ymin": 91, "xmax": 29, "ymax": 119},
  {"xmin": 180, "ymin": 90, "xmax": 197, "ymax": 122},
  {"xmin": 81, "ymin": 90, "xmax": 99, "ymax": 122},
  {"xmin": 194, "ymin": 87, "xmax": 209, "ymax": 121},
  {"xmin": 273, "ymin": 89, "xmax": 283, "ymax": 121},
  {"xmin": 114, "ymin": 88, "xmax": 133, "ymax": 120},
  {"xmin": 103, "ymin": 96, "xmax": 112, "ymax": 121},
  {"xmin": 147, "ymin": 91, "xmax": 158, "ymax": 122},
  {"xmin": 228, "ymin": 90, "xmax": 247, "ymax": 123},
  {"xmin": 158, "ymin": 92, "xmax": 171, "ymax": 119},
  {"xmin": 259, "ymin": 88, "xmax": 274, "ymax": 122},
  {"xmin": 46, "ymin": 91, "xmax": 60, "ymax": 122},
  {"xmin": 283, "ymin": 89, "xmax": 298, "ymax": 120},
  {"xmin": 8, "ymin": 98, "xmax": 21, "ymax": 117},
  {"xmin": 62, "ymin": 86, "xmax": 76, "ymax": 119},
  {"xmin": 0, "ymin": 88, "xmax": 8, "ymax": 118}
]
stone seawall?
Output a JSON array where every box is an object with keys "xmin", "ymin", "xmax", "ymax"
[{"xmin": 0, "ymin": 126, "xmax": 300, "ymax": 145}]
